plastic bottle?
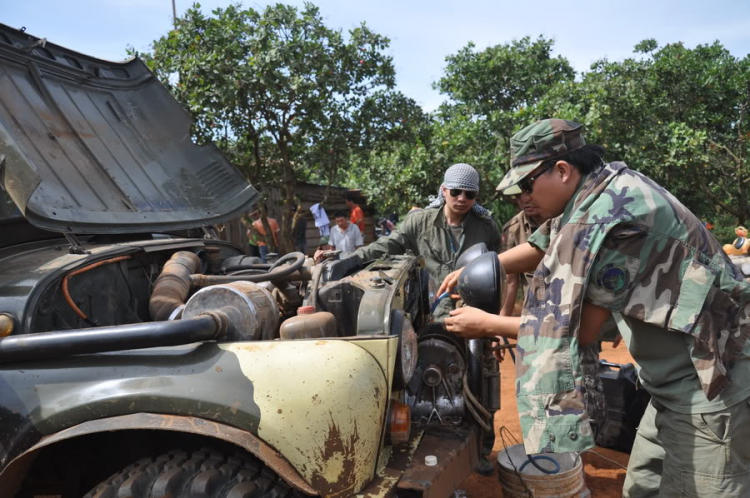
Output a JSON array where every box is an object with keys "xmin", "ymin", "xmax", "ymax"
[{"xmin": 279, "ymin": 306, "xmax": 337, "ymax": 339}]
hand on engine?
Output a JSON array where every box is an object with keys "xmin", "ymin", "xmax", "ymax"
[
  {"xmin": 444, "ymin": 306, "xmax": 496, "ymax": 339},
  {"xmin": 437, "ymin": 268, "xmax": 463, "ymax": 298},
  {"xmin": 492, "ymin": 338, "xmax": 506, "ymax": 362}
]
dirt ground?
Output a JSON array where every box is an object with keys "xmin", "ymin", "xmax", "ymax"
[{"xmin": 459, "ymin": 342, "xmax": 635, "ymax": 497}]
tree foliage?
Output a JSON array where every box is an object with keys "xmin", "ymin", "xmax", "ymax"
[
  {"xmin": 140, "ymin": 2, "xmax": 422, "ymax": 251},
  {"xmin": 544, "ymin": 40, "xmax": 750, "ymax": 228},
  {"xmin": 351, "ymin": 36, "xmax": 575, "ymax": 220},
  {"xmin": 359, "ymin": 36, "xmax": 749, "ymax": 239},
  {"xmin": 140, "ymin": 4, "xmax": 749, "ymax": 241}
]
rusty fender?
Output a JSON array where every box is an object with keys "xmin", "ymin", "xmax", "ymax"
[
  {"xmin": 221, "ymin": 338, "xmax": 396, "ymax": 497},
  {"xmin": 0, "ymin": 338, "xmax": 395, "ymax": 497},
  {"xmin": 0, "ymin": 413, "xmax": 317, "ymax": 497}
]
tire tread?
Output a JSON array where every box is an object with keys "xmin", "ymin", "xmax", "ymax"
[{"xmin": 83, "ymin": 447, "xmax": 307, "ymax": 498}]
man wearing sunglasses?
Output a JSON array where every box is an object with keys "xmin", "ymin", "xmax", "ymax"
[
  {"xmin": 352, "ymin": 163, "xmax": 501, "ymax": 320},
  {"xmin": 439, "ymin": 118, "xmax": 750, "ymax": 496}
]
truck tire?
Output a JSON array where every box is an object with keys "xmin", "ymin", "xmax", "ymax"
[{"xmin": 84, "ymin": 447, "xmax": 306, "ymax": 498}]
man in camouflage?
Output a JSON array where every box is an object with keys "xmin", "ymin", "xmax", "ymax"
[
  {"xmin": 501, "ymin": 197, "xmax": 609, "ymax": 443},
  {"xmin": 499, "ymin": 199, "xmax": 543, "ymax": 316},
  {"xmin": 441, "ymin": 118, "xmax": 750, "ymax": 496}
]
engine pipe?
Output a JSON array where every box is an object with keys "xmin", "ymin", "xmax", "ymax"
[
  {"xmin": 149, "ymin": 251, "xmax": 202, "ymax": 321},
  {"xmin": 0, "ymin": 313, "xmax": 226, "ymax": 364}
]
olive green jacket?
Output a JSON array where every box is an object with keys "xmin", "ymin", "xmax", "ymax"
[{"xmin": 354, "ymin": 206, "xmax": 501, "ymax": 320}]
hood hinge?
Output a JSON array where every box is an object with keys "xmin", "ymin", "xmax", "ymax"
[
  {"xmin": 202, "ymin": 226, "xmax": 219, "ymax": 240},
  {"xmin": 64, "ymin": 233, "xmax": 90, "ymax": 255}
]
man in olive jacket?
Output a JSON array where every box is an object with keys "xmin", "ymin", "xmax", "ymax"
[{"xmin": 354, "ymin": 163, "xmax": 501, "ymax": 320}]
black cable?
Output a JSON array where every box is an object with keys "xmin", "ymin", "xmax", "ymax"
[{"xmin": 519, "ymin": 455, "xmax": 561, "ymax": 474}]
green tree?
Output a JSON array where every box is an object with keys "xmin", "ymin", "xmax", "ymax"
[
  {"xmin": 352, "ymin": 36, "xmax": 575, "ymax": 222},
  {"xmin": 550, "ymin": 40, "xmax": 750, "ymax": 225},
  {"xmin": 140, "ymin": 2, "xmax": 416, "ymax": 252}
]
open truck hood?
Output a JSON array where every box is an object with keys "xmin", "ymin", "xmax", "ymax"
[{"xmin": 0, "ymin": 23, "xmax": 258, "ymax": 234}]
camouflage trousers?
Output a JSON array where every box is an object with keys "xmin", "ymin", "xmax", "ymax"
[{"xmin": 580, "ymin": 342, "xmax": 606, "ymax": 439}]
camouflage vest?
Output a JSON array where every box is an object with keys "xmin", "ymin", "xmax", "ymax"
[{"xmin": 516, "ymin": 161, "xmax": 750, "ymax": 453}]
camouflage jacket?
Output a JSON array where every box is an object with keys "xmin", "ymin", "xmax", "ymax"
[
  {"xmin": 518, "ymin": 161, "xmax": 750, "ymax": 453},
  {"xmin": 502, "ymin": 211, "xmax": 541, "ymax": 299}
]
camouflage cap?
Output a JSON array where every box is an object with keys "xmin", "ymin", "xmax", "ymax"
[{"xmin": 496, "ymin": 119, "xmax": 586, "ymax": 195}]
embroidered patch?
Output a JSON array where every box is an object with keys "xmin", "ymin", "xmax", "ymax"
[{"xmin": 595, "ymin": 263, "xmax": 630, "ymax": 295}]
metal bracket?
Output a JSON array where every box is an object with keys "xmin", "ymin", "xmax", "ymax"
[
  {"xmin": 22, "ymin": 37, "xmax": 47, "ymax": 52},
  {"xmin": 202, "ymin": 226, "xmax": 218, "ymax": 240},
  {"xmin": 378, "ymin": 271, "xmax": 395, "ymax": 285},
  {"xmin": 64, "ymin": 233, "xmax": 89, "ymax": 254}
]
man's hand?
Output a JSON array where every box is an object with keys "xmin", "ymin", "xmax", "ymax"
[
  {"xmin": 444, "ymin": 306, "xmax": 496, "ymax": 339},
  {"xmin": 314, "ymin": 248, "xmax": 341, "ymax": 263},
  {"xmin": 313, "ymin": 249, "xmax": 327, "ymax": 263},
  {"xmin": 438, "ymin": 268, "xmax": 463, "ymax": 297}
]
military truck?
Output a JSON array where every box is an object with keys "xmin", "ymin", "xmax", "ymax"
[{"xmin": 0, "ymin": 24, "xmax": 501, "ymax": 497}]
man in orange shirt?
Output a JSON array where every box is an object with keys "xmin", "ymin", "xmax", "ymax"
[
  {"xmin": 345, "ymin": 194, "xmax": 365, "ymax": 234},
  {"xmin": 249, "ymin": 210, "xmax": 280, "ymax": 263}
]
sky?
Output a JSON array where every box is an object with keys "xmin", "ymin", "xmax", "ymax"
[{"xmin": 3, "ymin": 0, "xmax": 750, "ymax": 111}]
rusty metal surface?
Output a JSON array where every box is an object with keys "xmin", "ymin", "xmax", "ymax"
[
  {"xmin": 0, "ymin": 412, "xmax": 317, "ymax": 496},
  {"xmin": 355, "ymin": 430, "xmax": 424, "ymax": 497},
  {"xmin": 0, "ymin": 341, "xmax": 264, "ymax": 475},
  {"xmin": 224, "ymin": 340, "xmax": 391, "ymax": 497},
  {"xmin": 0, "ymin": 335, "xmax": 396, "ymax": 498},
  {"xmin": 397, "ymin": 428, "xmax": 479, "ymax": 498},
  {"xmin": 149, "ymin": 251, "xmax": 201, "ymax": 321}
]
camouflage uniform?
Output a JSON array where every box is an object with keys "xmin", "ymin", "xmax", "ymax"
[
  {"xmin": 503, "ymin": 210, "xmax": 607, "ymax": 439},
  {"xmin": 501, "ymin": 211, "xmax": 540, "ymax": 297},
  {"xmin": 497, "ymin": 119, "xmax": 750, "ymax": 496}
]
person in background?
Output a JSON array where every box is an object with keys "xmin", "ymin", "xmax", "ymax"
[
  {"xmin": 241, "ymin": 213, "xmax": 262, "ymax": 258},
  {"xmin": 315, "ymin": 210, "xmax": 363, "ymax": 260},
  {"xmin": 499, "ymin": 197, "xmax": 545, "ymax": 317},
  {"xmin": 250, "ymin": 210, "xmax": 280, "ymax": 263},
  {"xmin": 345, "ymin": 194, "xmax": 365, "ymax": 233},
  {"xmin": 292, "ymin": 205, "xmax": 308, "ymax": 255},
  {"xmin": 378, "ymin": 217, "xmax": 395, "ymax": 236}
]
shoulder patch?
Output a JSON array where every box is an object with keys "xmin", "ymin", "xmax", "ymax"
[{"xmin": 595, "ymin": 263, "xmax": 630, "ymax": 295}]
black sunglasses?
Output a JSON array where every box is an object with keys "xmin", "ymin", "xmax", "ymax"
[
  {"xmin": 518, "ymin": 163, "xmax": 554, "ymax": 194},
  {"xmin": 448, "ymin": 188, "xmax": 478, "ymax": 200}
]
